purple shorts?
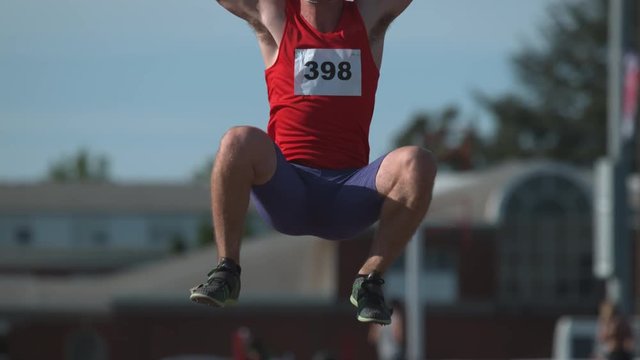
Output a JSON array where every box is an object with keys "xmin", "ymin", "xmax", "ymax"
[{"xmin": 251, "ymin": 146, "xmax": 386, "ymax": 240}]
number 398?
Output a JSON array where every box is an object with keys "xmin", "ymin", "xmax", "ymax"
[{"xmin": 304, "ymin": 61, "xmax": 352, "ymax": 81}]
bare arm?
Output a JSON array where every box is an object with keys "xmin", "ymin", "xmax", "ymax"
[
  {"xmin": 357, "ymin": 0, "xmax": 412, "ymax": 40},
  {"xmin": 216, "ymin": 0, "xmax": 286, "ymax": 67},
  {"xmin": 356, "ymin": 0, "xmax": 412, "ymax": 69}
]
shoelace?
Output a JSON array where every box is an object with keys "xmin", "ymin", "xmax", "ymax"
[
  {"xmin": 205, "ymin": 265, "xmax": 236, "ymax": 290},
  {"xmin": 360, "ymin": 277, "xmax": 386, "ymax": 304},
  {"xmin": 363, "ymin": 277, "xmax": 385, "ymax": 286}
]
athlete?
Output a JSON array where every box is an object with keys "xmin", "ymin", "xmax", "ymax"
[{"xmin": 190, "ymin": 0, "xmax": 437, "ymax": 325}]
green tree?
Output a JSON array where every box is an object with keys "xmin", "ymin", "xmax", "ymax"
[
  {"xmin": 477, "ymin": 0, "xmax": 608, "ymax": 165},
  {"xmin": 394, "ymin": 106, "xmax": 485, "ymax": 171},
  {"xmin": 47, "ymin": 149, "xmax": 111, "ymax": 182},
  {"xmin": 197, "ymin": 216, "xmax": 215, "ymax": 247},
  {"xmin": 191, "ymin": 156, "xmax": 214, "ymax": 183}
]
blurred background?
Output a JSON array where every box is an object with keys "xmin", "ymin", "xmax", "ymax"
[{"xmin": 0, "ymin": 0, "xmax": 639, "ymax": 359}]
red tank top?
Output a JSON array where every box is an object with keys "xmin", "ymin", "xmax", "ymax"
[{"xmin": 265, "ymin": 0, "xmax": 380, "ymax": 169}]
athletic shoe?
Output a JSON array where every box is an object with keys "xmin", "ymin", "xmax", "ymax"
[
  {"xmin": 189, "ymin": 258, "xmax": 241, "ymax": 307},
  {"xmin": 349, "ymin": 272, "xmax": 392, "ymax": 325}
]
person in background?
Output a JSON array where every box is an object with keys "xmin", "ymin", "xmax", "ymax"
[{"xmin": 596, "ymin": 299, "xmax": 635, "ymax": 360}]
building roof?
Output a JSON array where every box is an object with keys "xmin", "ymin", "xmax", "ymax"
[
  {"xmin": 0, "ymin": 182, "xmax": 211, "ymax": 214},
  {"xmin": 428, "ymin": 160, "xmax": 592, "ymax": 226},
  {"xmin": 0, "ymin": 233, "xmax": 337, "ymax": 315},
  {"xmin": 0, "ymin": 247, "xmax": 168, "ymax": 273}
]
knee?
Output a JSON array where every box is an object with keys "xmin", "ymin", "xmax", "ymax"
[
  {"xmin": 395, "ymin": 146, "xmax": 438, "ymax": 185},
  {"xmin": 216, "ymin": 126, "xmax": 276, "ymax": 184},
  {"xmin": 219, "ymin": 126, "xmax": 269, "ymax": 155},
  {"xmin": 377, "ymin": 146, "xmax": 437, "ymax": 205}
]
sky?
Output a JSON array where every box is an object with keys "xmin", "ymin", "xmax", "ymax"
[{"xmin": 0, "ymin": 0, "xmax": 557, "ymax": 182}]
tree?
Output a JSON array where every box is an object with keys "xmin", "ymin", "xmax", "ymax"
[
  {"xmin": 47, "ymin": 149, "xmax": 111, "ymax": 182},
  {"xmin": 477, "ymin": 0, "xmax": 608, "ymax": 165},
  {"xmin": 197, "ymin": 216, "xmax": 215, "ymax": 247},
  {"xmin": 191, "ymin": 156, "xmax": 214, "ymax": 183},
  {"xmin": 394, "ymin": 106, "xmax": 486, "ymax": 171}
]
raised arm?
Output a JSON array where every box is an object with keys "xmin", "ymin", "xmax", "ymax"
[
  {"xmin": 356, "ymin": 0, "xmax": 412, "ymax": 69},
  {"xmin": 217, "ymin": 0, "xmax": 259, "ymax": 23},
  {"xmin": 357, "ymin": 0, "xmax": 412, "ymax": 39},
  {"xmin": 216, "ymin": 0, "xmax": 286, "ymax": 67}
]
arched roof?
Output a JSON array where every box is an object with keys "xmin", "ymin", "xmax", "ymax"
[{"xmin": 426, "ymin": 160, "xmax": 592, "ymax": 227}]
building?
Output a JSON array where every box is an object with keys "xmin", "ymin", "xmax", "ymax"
[
  {"xmin": 0, "ymin": 233, "xmax": 342, "ymax": 360},
  {"xmin": 0, "ymin": 182, "xmax": 211, "ymax": 249},
  {"xmin": 338, "ymin": 160, "xmax": 615, "ymax": 359},
  {"xmin": 0, "ymin": 160, "xmax": 638, "ymax": 359},
  {"xmin": 0, "ymin": 182, "xmax": 266, "ymax": 275}
]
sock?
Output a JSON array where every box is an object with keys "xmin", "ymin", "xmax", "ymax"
[
  {"xmin": 219, "ymin": 257, "xmax": 242, "ymax": 274},
  {"xmin": 358, "ymin": 271, "xmax": 382, "ymax": 279}
]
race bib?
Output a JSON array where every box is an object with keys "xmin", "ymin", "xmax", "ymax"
[{"xmin": 294, "ymin": 48, "xmax": 362, "ymax": 96}]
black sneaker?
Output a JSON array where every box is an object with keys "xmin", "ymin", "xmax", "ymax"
[
  {"xmin": 349, "ymin": 272, "xmax": 392, "ymax": 325},
  {"xmin": 189, "ymin": 258, "xmax": 241, "ymax": 307}
]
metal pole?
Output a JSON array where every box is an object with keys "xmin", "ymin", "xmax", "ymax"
[
  {"xmin": 608, "ymin": 0, "xmax": 623, "ymax": 161},
  {"xmin": 606, "ymin": 0, "xmax": 622, "ymax": 307},
  {"xmin": 606, "ymin": 0, "xmax": 634, "ymax": 316},
  {"xmin": 406, "ymin": 226, "xmax": 425, "ymax": 359}
]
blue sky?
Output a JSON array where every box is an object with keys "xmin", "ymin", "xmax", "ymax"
[{"xmin": 0, "ymin": 0, "xmax": 557, "ymax": 181}]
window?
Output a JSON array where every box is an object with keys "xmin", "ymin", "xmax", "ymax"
[
  {"xmin": 148, "ymin": 216, "xmax": 187, "ymax": 249},
  {"xmin": 499, "ymin": 173, "xmax": 595, "ymax": 307},
  {"xmin": 72, "ymin": 217, "xmax": 110, "ymax": 247},
  {"xmin": 385, "ymin": 242, "xmax": 459, "ymax": 304},
  {"xmin": 92, "ymin": 231, "xmax": 109, "ymax": 246},
  {"xmin": 424, "ymin": 245, "xmax": 457, "ymax": 272},
  {"xmin": 14, "ymin": 226, "xmax": 32, "ymax": 246}
]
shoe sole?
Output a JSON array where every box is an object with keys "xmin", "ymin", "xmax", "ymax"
[
  {"xmin": 189, "ymin": 293, "xmax": 237, "ymax": 307},
  {"xmin": 356, "ymin": 315, "xmax": 391, "ymax": 325},
  {"xmin": 350, "ymin": 295, "xmax": 391, "ymax": 325}
]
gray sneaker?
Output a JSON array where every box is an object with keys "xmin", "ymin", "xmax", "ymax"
[
  {"xmin": 349, "ymin": 272, "xmax": 392, "ymax": 325},
  {"xmin": 189, "ymin": 258, "xmax": 241, "ymax": 307}
]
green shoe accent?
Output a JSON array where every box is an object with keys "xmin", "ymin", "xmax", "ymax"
[{"xmin": 350, "ymin": 276, "xmax": 364, "ymax": 307}]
